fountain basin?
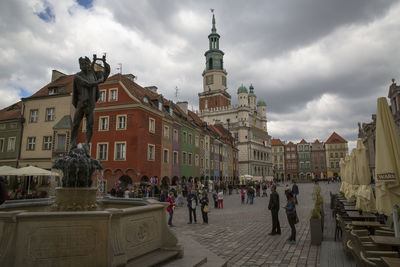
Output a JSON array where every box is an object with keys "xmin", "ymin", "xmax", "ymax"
[{"xmin": 0, "ymin": 197, "xmax": 181, "ymax": 267}]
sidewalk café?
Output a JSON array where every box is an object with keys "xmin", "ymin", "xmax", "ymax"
[{"xmin": 331, "ymin": 98, "xmax": 400, "ymax": 266}]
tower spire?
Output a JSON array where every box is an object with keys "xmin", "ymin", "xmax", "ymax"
[{"xmin": 211, "ymin": 9, "xmax": 216, "ymax": 33}]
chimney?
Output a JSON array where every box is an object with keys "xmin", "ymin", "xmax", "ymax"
[
  {"xmin": 51, "ymin": 70, "xmax": 66, "ymax": 82},
  {"xmin": 145, "ymin": 86, "xmax": 158, "ymax": 93},
  {"xmin": 176, "ymin": 101, "xmax": 188, "ymax": 114},
  {"xmin": 123, "ymin": 74, "xmax": 136, "ymax": 82}
]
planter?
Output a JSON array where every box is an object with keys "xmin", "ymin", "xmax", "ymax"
[{"xmin": 310, "ymin": 218, "xmax": 323, "ymax": 245}]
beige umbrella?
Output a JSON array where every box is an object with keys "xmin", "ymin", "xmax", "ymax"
[
  {"xmin": 355, "ymin": 139, "xmax": 376, "ymax": 212},
  {"xmin": 375, "ymin": 97, "xmax": 400, "ymax": 216},
  {"xmin": 339, "ymin": 158, "xmax": 346, "ymax": 193},
  {"xmin": 7, "ymin": 165, "xmax": 60, "ymax": 194},
  {"xmin": 0, "ymin": 165, "xmax": 17, "ymax": 176},
  {"xmin": 347, "ymin": 149, "xmax": 359, "ymax": 201},
  {"xmin": 344, "ymin": 154, "xmax": 352, "ymax": 199}
]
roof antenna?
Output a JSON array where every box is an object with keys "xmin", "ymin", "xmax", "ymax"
[
  {"xmin": 116, "ymin": 63, "xmax": 122, "ymax": 74},
  {"xmin": 175, "ymin": 86, "xmax": 179, "ymax": 100}
]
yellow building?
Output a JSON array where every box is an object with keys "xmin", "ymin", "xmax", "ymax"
[
  {"xmin": 324, "ymin": 132, "xmax": 348, "ymax": 178},
  {"xmin": 19, "ymin": 71, "xmax": 74, "ymax": 169}
]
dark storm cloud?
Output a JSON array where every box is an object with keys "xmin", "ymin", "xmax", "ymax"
[{"xmin": 0, "ymin": 0, "xmax": 399, "ymax": 150}]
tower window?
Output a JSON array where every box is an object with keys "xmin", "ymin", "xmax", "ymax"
[
  {"xmin": 208, "ymin": 58, "xmax": 213, "ymax": 70},
  {"xmin": 206, "ymin": 75, "xmax": 214, "ymax": 85},
  {"xmin": 222, "ymin": 76, "xmax": 226, "ymax": 86}
]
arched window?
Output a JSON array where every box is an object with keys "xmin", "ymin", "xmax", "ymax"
[{"xmin": 208, "ymin": 58, "xmax": 213, "ymax": 70}]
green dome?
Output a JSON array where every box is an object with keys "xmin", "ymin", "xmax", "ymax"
[
  {"xmin": 257, "ymin": 99, "xmax": 266, "ymax": 106},
  {"xmin": 248, "ymin": 84, "xmax": 255, "ymax": 97},
  {"xmin": 237, "ymin": 84, "xmax": 248, "ymax": 94}
]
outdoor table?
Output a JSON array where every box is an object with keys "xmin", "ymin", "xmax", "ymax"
[
  {"xmin": 343, "ymin": 206, "xmax": 357, "ymax": 211},
  {"xmin": 346, "ymin": 211, "xmax": 377, "ymax": 221},
  {"xmin": 351, "ymin": 221, "xmax": 384, "ymax": 234},
  {"xmin": 381, "ymin": 257, "xmax": 400, "ymax": 267},
  {"xmin": 371, "ymin": 236, "xmax": 400, "ymax": 247}
]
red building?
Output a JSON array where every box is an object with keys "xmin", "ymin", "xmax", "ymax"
[
  {"xmin": 77, "ymin": 74, "xmax": 164, "ymax": 191},
  {"xmin": 285, "ymin": 141, "xmax": 298, "ymax": 181}
]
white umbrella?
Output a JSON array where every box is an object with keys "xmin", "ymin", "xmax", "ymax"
[
  {"xmin": 375, "ymin": 97, "xmax": 400, "ymax": 216},
  {"xmin": 355, "ymin": 139, "xmax": 376, "ymax": 212},
  {"xmin": 339, "ymin": 158, "xmax": 346, "ymax": 193},
  {"xmin": 7, "ymin": 166, "xmax": 60, "ymax": 194},
  {"xmin": 0, "ymin": 165, "xmax": 17, "ymax": 176}
]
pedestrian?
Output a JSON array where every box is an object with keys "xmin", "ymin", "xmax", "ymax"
[
  {"xmin": 268, "ymin": 185, "xmax": 281, "ymax": 235},
  {"xmin": 292, "ymin": 181, "xmax": 299, "ymax": 204},
  {"xmin": 240, "ymin": 188, "xmax": 245, "ymax": 204},
  {"xmin": 249, "ymin": 187, "xmax": 255, "ymax": 204},
  {"xmin": 200, "ymin": 192, "xmax": 209, "ymax": 224},
  {"xmin": 284, "ymin": 192, "xmax": 297, "ymax": 243},
  {"xmin": 166, "ymin": 191, "xmax": 175, "ymax": 227},
  {"xmin": 187, "ymin": 189, "xmax": 198, "ymax": 224},
  {"xmin": 218, "ymin": 190, "xmax": 224, "ymax": 209},
  {"xmin": 212, "ymin": 191, "xmax": 218, "ymax": 208},
  {"xmin": 284, "ymin": 184, "xmax": 291, "ymax": 198},
  {"xmin": 124, "ymin": 188, "xmax": 130, "ymax": 199},
  {"xmin": 176, "ymin": 188, "xmax": 184, "ymax": 207}
]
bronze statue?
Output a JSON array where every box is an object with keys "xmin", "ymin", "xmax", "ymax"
[{"xmin": 69, "ymin": 54, "xmax": 110, "ymax": 153}]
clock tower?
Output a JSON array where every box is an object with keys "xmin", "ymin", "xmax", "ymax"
[{"xmin": 199, "ymin": 11, "xmax": 231, "ymax": 111}]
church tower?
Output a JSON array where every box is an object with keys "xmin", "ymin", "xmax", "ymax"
[{"xmin": 199, "ymin": 11, "xmax": 231, "ymax": 111}]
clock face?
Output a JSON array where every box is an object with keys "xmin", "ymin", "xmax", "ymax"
[{"xmin": 215, "ymin": 55, "xmax": 220, "ymax": 60}]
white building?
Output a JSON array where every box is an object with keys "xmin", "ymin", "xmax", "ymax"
[{"xmin": 198, "ymin": 13, "xmax": 273, "ymax": 180}]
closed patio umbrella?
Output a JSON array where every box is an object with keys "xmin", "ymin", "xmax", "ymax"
[
  {"xmin": 355, "ymin": 139, "xmax": 376, "ymax": 212},
  {"xmin": 339, "ymin": 158, "xmax": 346, "ymax": 193},
  {"xmin": 344, "ymin": 154, "xmax": 352, "ymax": 199},
  {"xmin": 375, "ymin": 97, "xmax": 400, "ymax": 216},
  {"xmin": 347, "ymin": 149, "xmax": 359, "ymax": 201}
]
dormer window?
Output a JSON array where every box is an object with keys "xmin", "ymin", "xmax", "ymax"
[
  {"xmin": 158, "ymin": 101, "xmax": 162, "ymax": 111},
  {"xmin": 143, "ymin": 97, "xmax": 149, "ymax": 104},
  {"xmin": 48, "ymin": 87, "xmax": 59, "ymax": 95}
]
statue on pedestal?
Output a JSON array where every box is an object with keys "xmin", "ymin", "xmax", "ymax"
[{"xmin": 69, "ymin": 54, "xmax": 110, "ymax": 154}]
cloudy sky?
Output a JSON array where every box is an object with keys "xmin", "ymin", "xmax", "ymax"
[{"xmin": 1, "ymin": 0, "xmax": 399, "ymax": 150}]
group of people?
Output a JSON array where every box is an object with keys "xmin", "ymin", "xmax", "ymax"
[
  {"xmin": 166, "ymin": 188, "xmax": 210, "ymax": 227},
  {"xmin": 269, "ymin": 182, "xmax": 300, "ymax": 243}
]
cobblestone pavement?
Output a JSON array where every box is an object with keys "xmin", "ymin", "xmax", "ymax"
[{"xmin": 170, "ymin": 182, "xmax": 342, "ymax": 267}]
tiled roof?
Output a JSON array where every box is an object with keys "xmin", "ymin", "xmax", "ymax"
[
  {"xmin": 0, "ymin": 101, "xmax": 22, "ymax": 121},
  {"xmin": 299, "ymin": 139, "xmax": 308, "ymax": 144},
  {"xmin": 271, "ymin": 139, "xmax": 284, "ymax": 146},
  {"xmin": 27, "ymin": 75, "xmax": 74, "ymax": 99},
  {"xmin": 313, "ymin": 139, "xmax": 322, "ymax": 144},
  {"xmin": 325, "ymin": 132, "xmax": 347, "ymax": 144},
  {"xmin": 286, "ymin": 141, "xmax": 294, "ymax": 146}
]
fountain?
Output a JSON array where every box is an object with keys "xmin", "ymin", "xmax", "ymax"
[{"xmin": 0, "ymin": 55, "xmax": 181, "ymax": 266}]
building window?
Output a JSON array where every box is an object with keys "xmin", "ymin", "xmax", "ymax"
[
  {"xmin": 109, "ymin": 88, "xmax": 118, "ymax": 101},
  {"xmin": 195, "ymin": 154, "xmax": 199, "ymax": 166},
  {"xmin": 173, "ymin": 129, "xmax": 178, "ymax": 142},
  {"xmin": 335, "ymin": 152, "xmax": 338, "ymax": 158},
  {"xmin": 188, "ymin": 153, "xmax": 193, "ymax": 165},
  {"xmin": 182, "ymin": 152, "xmax": 187, "ymax": 165},
  {"xmin": 195, "ymin": 136, "xmax": 199, "ymax": 147},
  {"xmin": 183, "ymin": 132, "xmax": 187, "ymax": 143},
  {"xmin": 148, "ymin": 144, "xmax": 155, "ymax": 161},
  {"xmin": 340, "ymin": 152, "xmax": 344, "ymax": 158},
  {"xmin": 97, "ymin": 143, "xmax": 108, "ymax": 160},
  {"xmin": 43, "ymin": 136, "xmax": 52, "ymax": 150},
  {"xmin": 330, "ymin": 162, "xmax": 334, "ymax": 168},
  {"xmin": 29, "ymin": 109, "xmax": 38, "ymax": 123},
  {"xmin": 56, "ymin": 134, "xmax": 66, "ymax": 151},
  {"xmin": 163, "ymin": 126, "xmax": 169, "ymax": 139},
  {"xmin": 7, "ymin": 137, "xmax": 16, "ymax": 152},
  {"xmin": 200, "ymin": 157, "xmax": 204, "ymax": 168},
  {"xmin": 99, "ymin": 116, "xmax": 109, "ymax": 131},
  {"xmin": 117, "ymin": 115, "xmax": 127, "ymax": 130},
  {"xmin": 173, "ymin": 151, "xmax": 178, "ymax": 164},
  {"xmin": 98, "ymin": 90, "xmax": 106, "ymax": 102},
  {"xmin": 200, "ymin": 139, "xmax": 204, "ymax": 149},
  {"xmin": 0, "ymin": 124, "xmax": 5, "ymax": 129},
  {"xmin": 163, "ymin": 149, "xmax": 169, "ymax": 163},
  {"xmin": 10, "ymin": 123, "xmax": 17, "ymax": 129},
  {"xmin": 115, "ymin": 142, "xmax": 126, "ymax": 160},
  {"xmin": 222, "ymin": 76, "xmax": 226, "ymax": 86},
  {"xmin": 27, "ymin": 137, "xmax": 36, "ymax": 151},
  {"xmin": 189, "ymin": 134, "xmax": 192, "ymax": 145},
  {"xmin": 336, "ymin": 162, "xmax": 339, "ymax": 168},
  {"xmin": 45, "ymin": 108, "xmax": 55, "ymax": 121},
  {"xmin": 0, "ymin": 138, "xmax": 4, "ymax": 152},
  {"xmin": 149, "ymin": 118, "xmax": 155, "ymax": 133},
  {"xmin": 206, "ymin": 75, "xmax": 214, "ymax": 85}
]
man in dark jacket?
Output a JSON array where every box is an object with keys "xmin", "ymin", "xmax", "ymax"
[
  {"xmin": 268, "ymin": 185, "xmax": 281, "ymax": 235},
  {"xmin": 0, "ymin": 177, "xmax": 7, "ymax": 205},
  {"xmin": 292, "ymin": 181, "xmax": 299, "ymax": 204},
  {"xmin": 187, "ymin": 189, "xmax": 198, "ymax": 224}
]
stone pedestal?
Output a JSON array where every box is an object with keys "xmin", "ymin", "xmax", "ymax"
[{"xmin": 52, "ymin": 187, "xmax": 97, "ymax": 211}]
